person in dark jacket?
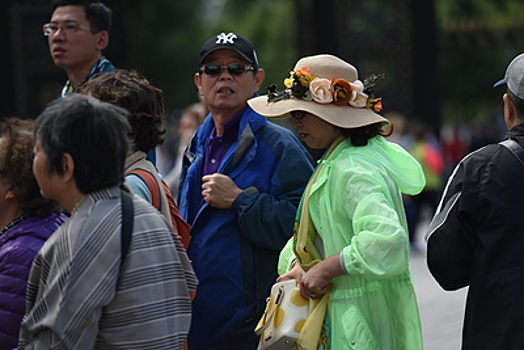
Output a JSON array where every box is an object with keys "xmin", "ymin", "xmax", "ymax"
[
  {"xmin": 426, "ymin": 52, "xmax": 524, "ymax": 349},
  {"xmin": 178, "ymin": 32, "xmax": 314, "ymax": 349},
  {"xmin": 0, "ymin": 118, "xmax": 67, "ymax": 350}
]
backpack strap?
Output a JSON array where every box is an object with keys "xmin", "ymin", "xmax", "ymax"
[
  {"xmin": 129, "ymin": 169, "xmax": 191, "ymax": 250},
  {"xmin": 160, "ymin": 178, "xmax": 192, "ymax": 249},
  {"xmin": 120, "ymin": 189, "xmax": 134, "ymax": 271},
  {"xmin": 130, "ymin": 169, "xmax": 161, "ymax": 210},
  {"xmin": 500, "ymin": 139, "xmax": 524, "ymax": 167}
]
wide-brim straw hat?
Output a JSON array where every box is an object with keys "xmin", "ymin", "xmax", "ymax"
[{"xmin": 248, "ymin": 54, "xmax": 389, "ymax": 128}]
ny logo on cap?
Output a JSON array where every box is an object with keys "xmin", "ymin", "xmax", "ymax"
[{"xmin": 216, "ymin": 33, "xmax": 237, "ymax": 44}]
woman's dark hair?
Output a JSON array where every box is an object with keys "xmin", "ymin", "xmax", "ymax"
[
  {"xmin": 35, "ymin": 94, "xmax": 130, "ymax": 194},
  {"xmin": 52, "ymin": 0, "xmax": 112, "ymax": 33},
  {"xmin": 0, "ymin": 118, "xmax": 62, "ymax": 216},
  {"xmin": 78, "ymin": 69, "xmax": 166, "ymax": 153},
  {"xmin": 340, "ymin": 122, "xmax": 392, "ymax": 146}
]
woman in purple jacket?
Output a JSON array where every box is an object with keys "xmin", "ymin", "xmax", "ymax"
[{"xmin": 0, "ymin": 117, "xmax": 67, "ymax": 350}]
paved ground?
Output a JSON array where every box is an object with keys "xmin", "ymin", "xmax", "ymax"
[{"xmin": 410, "ymin": 222, "xmax": 468, "ymax": 350}]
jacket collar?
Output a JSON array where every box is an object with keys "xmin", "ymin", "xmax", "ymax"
[
  {"xmin": 507, "ymin": 122, "xmax": 524, "ymax": 139},
  {"xmin": 0, "ymin": 214, "xmax": 65, "ymax": 245}
]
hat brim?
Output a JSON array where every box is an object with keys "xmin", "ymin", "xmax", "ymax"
[
  {"xmin": 248, "ymin": 95, "xmax": 389, "ymax": 129},
  {"xmin": 493, "ymin": 78, "xmax": 507, "ymax": 88}
]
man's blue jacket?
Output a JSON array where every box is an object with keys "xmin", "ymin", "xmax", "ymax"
[{"xmin": 179, "ymin": 106, "xmax": 314, "ymax": 349}]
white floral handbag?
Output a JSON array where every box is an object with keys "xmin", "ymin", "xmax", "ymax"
[{"xmin": 255, "ymin": 279, "xmax": 309, "ymax": 350}]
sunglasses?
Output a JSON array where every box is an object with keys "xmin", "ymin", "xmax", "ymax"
[{"xmin": 200, "ymin": 63, "xmax": 255, "ymax": 76}]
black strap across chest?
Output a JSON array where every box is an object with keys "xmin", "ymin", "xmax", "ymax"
[
  {"xmin": 500, "ymin": 139, "xmax": 524, "ymax": 167},
  {"xmin": 120, "ymin": 189, "xmax": 134, "ymax": 271}
]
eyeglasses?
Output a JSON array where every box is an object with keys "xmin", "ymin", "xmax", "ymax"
[
  {"xmin": 290, "ymin": 111, "xmax": 307, "ymax": 120},
  {"xmin": 199, "ymin": 63, "xmax": 255, "ymax": 76},
  {"xmin": 42, "ymin": 21, "xmax": 94, "ymax": 36}
]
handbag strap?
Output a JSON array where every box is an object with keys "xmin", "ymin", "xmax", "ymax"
[
  {"xmin": 254, "ymin": 284, "xmax": 286, "ymax": 335},
  {"xmin": 500, "ymin": 139, "xmax": 524, "ymax": 167},
  {"xmin": 120, "ymin": 189, "xmax": 134, "ymax": 271}
]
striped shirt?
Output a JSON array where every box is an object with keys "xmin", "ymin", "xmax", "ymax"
[
  {"xmin": 18, "ymin": 187, "xmax": 197, "ymax": 350},
  {"xmin": 60, "ymin": 57, "xmax": 115, "ymax": 98}
]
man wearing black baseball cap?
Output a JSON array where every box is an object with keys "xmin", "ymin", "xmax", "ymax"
[
  {"xmin": 426, "ymin": 52, "xmax": 524, "ymax": 349},
  {"xmin": 198, "ymin": 32, "xmax": 259, "ymax": 67},
  {"xmin": 178, "ymin": 33, "xmax": 314, "ymax": 349}
]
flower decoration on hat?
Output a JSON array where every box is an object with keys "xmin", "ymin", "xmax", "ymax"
[{"xmin": 267, "ymin": 67, "xmax": 384, "ymax": 112}]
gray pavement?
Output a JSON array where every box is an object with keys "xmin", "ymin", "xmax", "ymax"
[{"xmin": 410, "ymin": 223, "xmax": 468, "ymax": 350}]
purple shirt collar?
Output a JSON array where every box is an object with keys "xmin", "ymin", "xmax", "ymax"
[{"xmin": 203, "ymin": 108, "xmax": 245, "ymax": 175}]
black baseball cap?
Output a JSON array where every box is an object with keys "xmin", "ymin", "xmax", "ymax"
[{"xmin": 198, "ymin": 32, "xmax": 259, "ymax": 66}]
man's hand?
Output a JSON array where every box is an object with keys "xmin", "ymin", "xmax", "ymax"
[{"xmin": 202, "ymin": 173, "xmax": 243, "ymax": 208}]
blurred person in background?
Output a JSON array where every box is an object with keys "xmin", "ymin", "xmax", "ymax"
[
  {"xmin": 0, "ymin": 118, "xmax": 66, "ymax": 350},
  {"xmin": 163, "ymin": 102, "xmax": 207, "ymax": 198},
  {"xmin": 408, "ymin": 120, "xmax": 444, "ymax": 253},
  {"xmin": 441, "ymin": 123, "xmax": 469, "ymax": 178},
  {"xmin": 44, "ymin": 1, "xmax": 156, "ymax": 165},
  {"xmin": 45, "ymin": 0, "xmax": 114, "ymax": 98},
  {"xmin": 385, "ymin": 111, "xmax": 414, "ymax": 150}
]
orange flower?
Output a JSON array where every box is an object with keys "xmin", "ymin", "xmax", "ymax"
[
  {"xmin": 295, "ymin": 67, "xmax": 310, "ymax": 76},
  {"xmin": 369, "ymin": 98, "xmax": 383, "ymax": 112},
  {"xmin": 294, "ymin": 67, "xmax": 315, "ymax": 87},
  {"xmin": 331, "ymin": 78, "xmax": 352, "ymax": 106}
]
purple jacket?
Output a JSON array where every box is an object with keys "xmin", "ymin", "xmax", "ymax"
[{"xmin": 0, "ymin": 213, "xmax": 67, "ymax": 350}]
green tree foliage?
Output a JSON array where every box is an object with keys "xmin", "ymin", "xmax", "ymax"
[
  {"xmin": 118, "ymin": 0, "xmax": 297, "ymax": 114},
  {"xmin": 116, "ymin": 0, "xmax": 524, "ymax": 125},
  {"xmin": 213, "ymin": 0, "xmax": 298, "ymax": 96},
  {"xmin": 436, "ymin": 0, "xmax": 524, "ymax": 122},
  {"xmin": 121, "ymin": 0, "xmax": 206, "ymax": 113}
]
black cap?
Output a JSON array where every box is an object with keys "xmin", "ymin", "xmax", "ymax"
[{"xmin": 198, "ymin": 32, "xmax": 259, "ymax": 66}]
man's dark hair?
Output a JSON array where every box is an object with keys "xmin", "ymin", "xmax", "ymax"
[
  {"xmin": 52, "ymin": 0, "xmax": 112, "ymax": 33},
  {"xmin": 508, "ymin": 90, "xmax": 524, "ymax": 120},
  {"xmin": 78, "ymin": 69, "xmax": 166, "ymax": 153},
  {"xmin": 35, "ymin": 94, "xmax": 130, "ymax": 194}
]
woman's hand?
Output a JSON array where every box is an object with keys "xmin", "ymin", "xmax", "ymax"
[
  {"xmin": 299, "ymin": 253, "xmax": 345, "ymax": 299},
  {"xmin": 276, "ymin": 262, "xmax": 303, "ymax": 283}
]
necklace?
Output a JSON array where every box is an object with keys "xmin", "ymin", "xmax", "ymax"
[
  {"xmin": 69, "ymin": 196, "xmax": 85, "ymax": 216},
  {"xmin": 69, "ymin": 201, "xmax": 81, "ymax": 216},
  {"xmin": 0, "ymin": 215, "xmax": 29, "ymax": 236}
]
